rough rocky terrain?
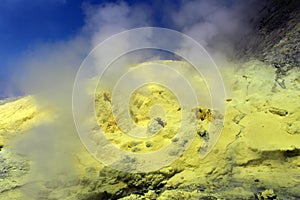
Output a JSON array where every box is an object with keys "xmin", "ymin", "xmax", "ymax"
[
  {"xmin": 0, "ymin": 59, "xmax": 300, "ymax": 199},
  {"xmin": 236, "ymin": 0, "xmax": 300, "ymax": 88},
  {"xmin": 1, "ymin": 1, "xmax": 300, "ymax": 199}
]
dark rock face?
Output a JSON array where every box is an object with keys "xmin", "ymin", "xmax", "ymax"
[
  {"xmin": 76, "ymin": 166, "xmax": 181, "ymax": 200},
  {"xmin": 236, "ymin": 0, "xmax": 300, "ymax": 77}
]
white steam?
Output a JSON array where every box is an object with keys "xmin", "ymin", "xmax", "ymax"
[{"xmin": 8, "ymin": 0, "xmax": 263, "ymax": 198}]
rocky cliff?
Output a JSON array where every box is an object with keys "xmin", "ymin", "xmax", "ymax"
[{"xmin": 236, "ymin": 0, "xmax": 300, "ymax": 88}]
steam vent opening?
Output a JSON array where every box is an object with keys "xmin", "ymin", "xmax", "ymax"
[{"xmin": 0, "ymin": 0, "xmax": 299, "ymax": 199}]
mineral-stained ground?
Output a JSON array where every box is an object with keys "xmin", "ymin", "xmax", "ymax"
[
  {"xmin": 1, "ymin": 1, "xmax": 300, "ymax": 199},
  {"xmin": 0, "ymin": 59, "xmax": 300, "ymax": 200}
]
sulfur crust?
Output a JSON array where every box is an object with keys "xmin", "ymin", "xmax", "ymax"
[{"xmin": 1, "ymin": 59, "xmax": 300, "ymax": 199}]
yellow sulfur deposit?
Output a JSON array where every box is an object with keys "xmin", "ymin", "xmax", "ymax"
[
  {"xmin": 0, "ymin": 96, "xmax": 52, "ymax": 144},
  {"xmin": 0, "ymin": 60, "xmax": 300, "ymax": 199}
]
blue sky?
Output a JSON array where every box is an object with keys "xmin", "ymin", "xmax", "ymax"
[
  {"xmin": 0, "ymin": 0, "xmax": 173, "ymax": 69},
  {"xmin": 1, "ymin": 2, "xmax": 85, "ymax": 75},
  {"xmin": 0, "ymin": 0, "xmax": 87, "ymax": 97},
  {"xmin": 0, "ymin": 0, "xmax": 178, "ymax": 98},
  {"xmin": 0, "ymin": 0, "xmax": 248, "ymax": 99}
]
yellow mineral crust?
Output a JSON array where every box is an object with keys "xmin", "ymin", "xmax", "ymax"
[
  {"xmin": 0, "ymin": 96, "xmax": 52, "ymax": 144},
  {"xmin": 0, "ymin": 96, "xmax": 38, "ymax": 134},
  {"xmin": 0, "ymin": 60, "xmax": 300, "ymax": 199},
  {"xmin": 95, "ymin": 83, "xmax": 212, "ymax": 153}
]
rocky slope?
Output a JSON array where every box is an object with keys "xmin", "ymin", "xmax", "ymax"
[
  {"xmin": 0, "ymin": 59, "xmax": 300, "ymax": 199},
  {"xmin": 1, "ymin": 1, "xmax": 300, "ymax": 199},
  {"xmin": 236, "ymin": 0, "xmax": 300, "ymax": 88}
]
